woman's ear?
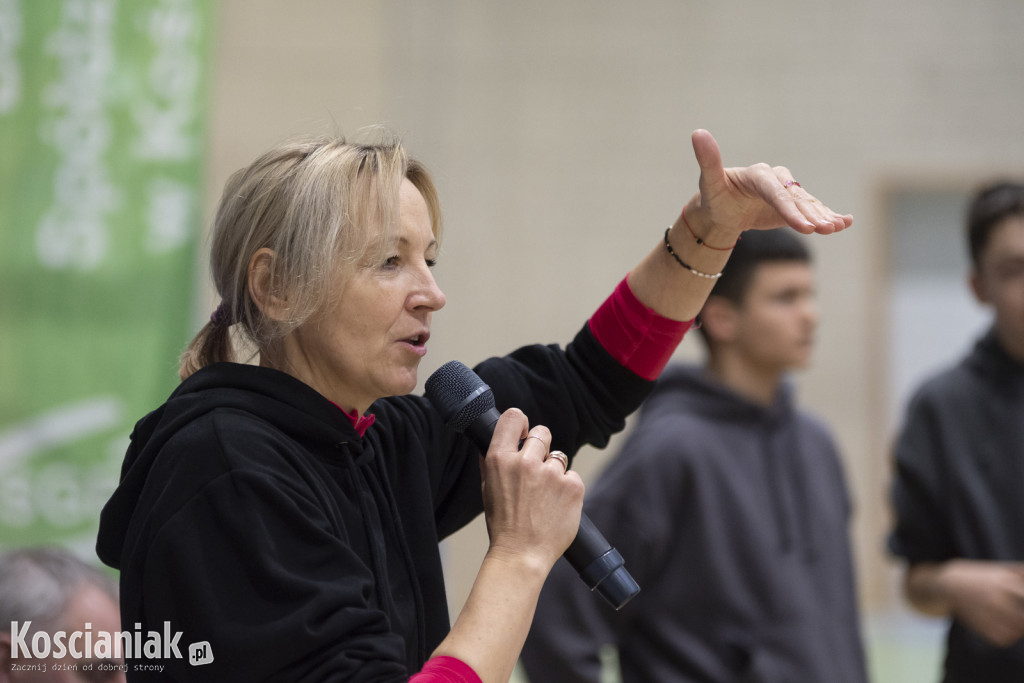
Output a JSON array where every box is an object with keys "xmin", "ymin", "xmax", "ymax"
[
  {"xmin": 699, "ymin": 295, "xmax": 739, "ymax": 347},
  {"xmin": 248, "ymin": 248, "xmax": 290, "ymax": 322}
]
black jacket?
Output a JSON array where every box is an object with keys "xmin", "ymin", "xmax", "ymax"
[
  {"xmin": 96, "ymin": 326, "xmax": 651, "ymax": 682},
  {"xmin": 522, "ymin": 365, "xmax": 867, "ymax": 683},
  {"xmin": 889, "ymin": 329, "xmax": 1024, "ymax": 682}
]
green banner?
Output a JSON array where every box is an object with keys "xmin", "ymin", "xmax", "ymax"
[{"xmin": 0, "ymin": 0, "xmax": 213, "ymax": 553}]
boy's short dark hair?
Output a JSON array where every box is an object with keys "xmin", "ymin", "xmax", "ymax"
[
  {"xmin": 709, "ymin": 228, "xmax": 811, "ymax": 305},
  {"xmin": 967, "ymin": 181, "xmax": 1024, "ymax": 269}
]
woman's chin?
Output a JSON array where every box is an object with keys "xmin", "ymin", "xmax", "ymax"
[{"xmin": 385, "ymin": 371, "xmax": 420, "ymax": 399}]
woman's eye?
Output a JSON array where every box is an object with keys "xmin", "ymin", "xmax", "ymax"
[{"xmin": 381, "ymin": 254, "xmax": 437, "ymax": 269}]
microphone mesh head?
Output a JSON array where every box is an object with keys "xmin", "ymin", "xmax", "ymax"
[{"xmin": 424, "ymin": 360, "xmax": 496, "ymax": 433}]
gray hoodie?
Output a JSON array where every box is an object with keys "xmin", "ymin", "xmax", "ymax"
[{"xmin": 522, "ymin": 364, "xmax": 867, "ymax": 683}]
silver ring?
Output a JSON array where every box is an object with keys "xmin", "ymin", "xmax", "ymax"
[{"xmin": 546, "ymin": 450, "xmax": 569, "ymax": 473}]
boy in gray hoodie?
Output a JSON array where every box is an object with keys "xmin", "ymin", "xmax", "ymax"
[{"xmin": 521, "ymin": 229, "xmax": 867, "ymax": 683}]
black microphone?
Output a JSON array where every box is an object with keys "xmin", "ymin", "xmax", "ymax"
[{"xmin": 425, "ymin": 360, "xmax": 640, "ymax": 610}]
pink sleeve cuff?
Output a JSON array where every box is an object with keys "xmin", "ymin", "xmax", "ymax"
[
  {"xmin": 587, "ymin": 276, "xmax": 693, "ymax": 381},
  {"xmin": 409, "ymin": 655, "xmax": 482, "ymax": 683}
]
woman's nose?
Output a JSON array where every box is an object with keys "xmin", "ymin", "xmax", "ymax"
[{"xmin": 412, "ymin": 266, "xmax": 446, "ymax": 311}]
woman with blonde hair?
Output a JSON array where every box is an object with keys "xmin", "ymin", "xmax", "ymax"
[{"xmin": 97, "ymin": 128, "xmax": 850, "ymax": 682}]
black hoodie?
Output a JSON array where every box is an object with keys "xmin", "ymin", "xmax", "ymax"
[
  {"xmin": 96, "ymin": 325, "xmax": 650, "ymax": 682},
  {"xmin": 522, "ymin": 364, "xmax": 867, "ymax": 683},
  {"xmin": 889, "ymin": 329, "xmax": 1024, "ymax": 682}
]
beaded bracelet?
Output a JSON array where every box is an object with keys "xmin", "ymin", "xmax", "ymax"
[{"xmin": 663, "ymin": 228, "xmax": 723, "ymax": 279}]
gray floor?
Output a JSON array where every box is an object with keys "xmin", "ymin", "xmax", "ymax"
[{"xmin": 865, "ymin": 609, "xmax": 946, "ymax": 683}]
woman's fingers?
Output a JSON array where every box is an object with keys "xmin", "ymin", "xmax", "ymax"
[
  {"xmin": 521, "ymin": 427, "xmax": 552, "ymax": 462},
  {"xmin": 737, "ymin": 162, "xmax": 852, "ymax": 235},
  {"xmin": 545, "ymin": 450, "xmax": 570, "ymax": 473},
  {"xmin": 691, "ymin": 129, "xmax": 726, "ymax": 194},
  {"xmin": 691, "ymin": 129, "xmax": 853, "ymax": 236},
  {"xmin": 774, "ymin": 168, "xmax": 853, "ymax": 234},
  {"xmin": 518, "ymin": 428, "xmax": 573, "ymax": 478},
  {"xmin": 771, "ymin": 169, "xmax": 834, "ymax": 234},
  {"xmin": 488, "ymin": 408, "xmax": 531, "ymax": 459},
  {"xmin": 482, "ymin": 411, "xmax": 584, "ymax": 562}
]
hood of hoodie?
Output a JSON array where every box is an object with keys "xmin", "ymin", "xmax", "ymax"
[
  {"xmin": 967, "ymin": 326, "xmax": 1024, "ymax": 397},
  {"xmin": 640, "ymin": 363, "xmax": 795, "ymax": 428},
  {"xmin": 96, "ymin": 362, "xmax": 360, "ymax": 568}
]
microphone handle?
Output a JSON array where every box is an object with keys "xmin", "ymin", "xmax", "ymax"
[{"xmin": 466, "ymin": 408, "xmax": 640, "ymax": 610}]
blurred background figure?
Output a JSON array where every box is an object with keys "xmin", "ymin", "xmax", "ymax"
[
  {"xmin": 521, "ymin": 229, "xmax": 867, "ymax": 682},
  {"xmin": 888, "ymin": 181, "xmax": 1024, "ymax": 683},
  {"xmin": 0, "ymin": 546, "xmax": 126, "ymax": 683}
]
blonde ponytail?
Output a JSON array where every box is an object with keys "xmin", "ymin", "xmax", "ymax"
[{"xmin": 178, "ymin": 302, "xmax": 236, "ymax": 380}]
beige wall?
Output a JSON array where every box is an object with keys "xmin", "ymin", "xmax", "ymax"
[{"xmin": 204, "ymin": 0, "xmax": 1024, "ymax": 617}]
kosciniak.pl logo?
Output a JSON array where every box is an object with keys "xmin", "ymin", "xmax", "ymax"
[{"xmin": 8, "ymin": 621, "xmax": 213, "ymax": 667}]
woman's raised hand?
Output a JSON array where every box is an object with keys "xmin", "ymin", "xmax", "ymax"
[{"xmin": 686, "ymin": 128, "xmax": 853, "ymax": 241}]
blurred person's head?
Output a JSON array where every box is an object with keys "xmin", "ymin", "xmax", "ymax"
[
  {"xmin": 179, "ymin": 131, "xmax": 445, "ymax": 411},
  {"xmin": 0, "ymin": 547, "xmax": 124, "ymax": 682},
  {"xmin": 697, "ymin": 228, "xmax": 817, "ymax": 378},
  {"xmin": 966, "ymin": 181, "xmax": 1024, "ymax": 362}
]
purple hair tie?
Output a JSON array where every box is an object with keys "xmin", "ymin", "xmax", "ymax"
[{"xmin": 210, "ymin": 302, "xmax": 233, "ymax": 327}]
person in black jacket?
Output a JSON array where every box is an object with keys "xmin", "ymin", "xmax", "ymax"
[
  {"xmin": 888, "ymin": 181, "xmax": 1024, "ymax": 682},
  {"xmin": 95, "ymin": 128, "xmax": 852, "ymax": 682}
]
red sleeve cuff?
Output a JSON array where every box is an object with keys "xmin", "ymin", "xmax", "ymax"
[
  {"xmin": 410, "ymin": 655, "xmax": 482, "ymax": 683},
  {"xmin": 587, "ymin": 276, "xmax": 693, "ymax": 381}
]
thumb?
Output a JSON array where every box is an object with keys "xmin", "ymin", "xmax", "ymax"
[{"xmin": 691, "ymin": 129, "xmax": 726, "ymax": 190}]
